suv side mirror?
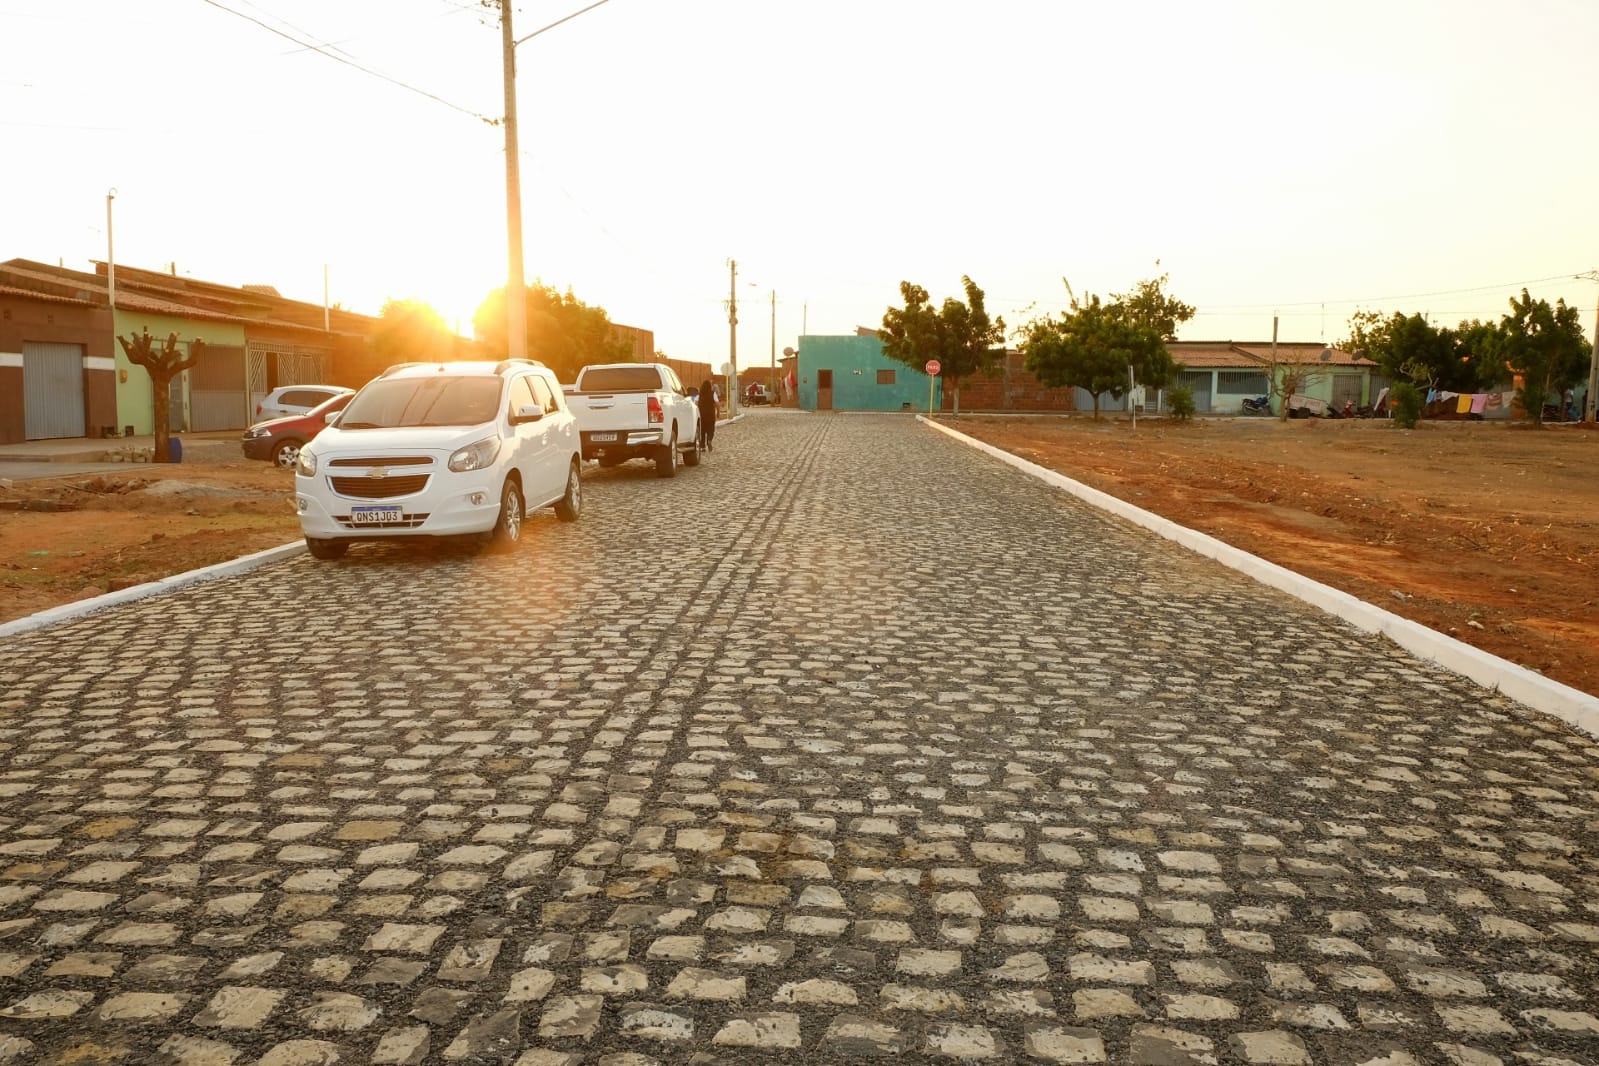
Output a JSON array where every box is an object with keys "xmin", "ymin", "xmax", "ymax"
[{"xmin": 514, "ymin": 402, "xmax": 546, "ymax": 424}]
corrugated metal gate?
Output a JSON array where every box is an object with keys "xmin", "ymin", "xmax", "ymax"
[
  {"xmin": 190, "ymin": 344, "xmax": 247, "ymax": 430},
  {"xmin": 1331, "ymin": 373, "xmax": 1363, "ymax": 409},
  {"xmin": 1176, "ymin": 371, "xmax": 1213, "ymax": 412},
  {"xmin": 22, "ymin": 341, "xmax": 85, "ymax": 439}
]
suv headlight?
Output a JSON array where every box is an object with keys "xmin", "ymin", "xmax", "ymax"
[
  {"xmin": 296, "ymin": 449, "xmax": 318, "ymax": 477},
  {"xmin": 448, "ymin": 436, "xmax": 501, "ymax": 472}
]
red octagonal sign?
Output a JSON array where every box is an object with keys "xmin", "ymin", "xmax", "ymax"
[{"xmin": 925, "ymin": 360, "xmax": 941, "ymax": 376}]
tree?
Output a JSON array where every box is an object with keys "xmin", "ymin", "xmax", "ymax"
[
  {"xmin": 1111, "ymin": 271, "xmax": 1195, "ymax": 342},
  {"xmin": 1021, "ymin": 295, "xmax": 1166, "ymax": 419},
  {"xmin": 1499, "ymin": 288, "xmax": 1591, "ymax": 425},
  {"xmin": 475, "ymin": 282, "xmax": 630, "ymax": 382},
  {"xmin": 372, "ymin": 299, "xmax": 455, "ymax": 366},
  {"xmin": 1341, "ymin": 310, "xmax": 1505, "ymax": 393},
  {"xmin": 880, "ymin": 276, "xmax": 1005, "ymax": 415},
  {"xmin": 1268, "ymin": 346, "xmax": 1327, "ymax": 422},
  {"xmin": 118, "ymin": 328, "xmax": 203, "ymax": 464}
]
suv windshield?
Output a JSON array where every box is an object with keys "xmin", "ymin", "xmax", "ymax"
[
  {"xmin": 339, "ymin": 376, "xmax": 502, "ymax": 428},
  {"xmin": 578, "ymin": 367, "xmax": 662, "ymax": 392}
]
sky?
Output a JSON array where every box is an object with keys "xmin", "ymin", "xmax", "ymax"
[{"xmin": 6, "ymin": 0, "xmax": 1599, "ymax": 371}]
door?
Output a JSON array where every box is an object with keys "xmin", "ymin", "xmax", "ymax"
[
  {"xmin": 524, "ymin": 374, "xmax": 566, "ymax": 503},
  {"xmin": 190, "ymin": 344, "xmax": 247, "ymax": 430},
  {"xmin": 817, "ymin": 368, "xmax": 833, "ymax": 411},
  {"xmin": 1331, "ymin": 373, "xmax": 1363, "ymax": 410},
  {"xmin": 22, "ymin": 342, "xmax": 86, "ymax": 440}
]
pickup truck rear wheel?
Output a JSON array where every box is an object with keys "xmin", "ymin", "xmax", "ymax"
[
  {"xmin": 655, "ymin": 430, "xmax": 679, "ymax": 479},
  {"xmin": 683, "ymin": 437, "xmax": 701, "ymax": 467}
]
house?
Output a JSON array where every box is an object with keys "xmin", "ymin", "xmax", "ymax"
[
  {"xmin": 0, "ymin": 258, "xmax": 379, "ymax": 442},
  {"xmin": 1167, "ymin": 341, "xmax": 1381, "ymax": 415},
  {"xmin": 796, "ymin": 333, "xmax": 940, "ymax": 412}
]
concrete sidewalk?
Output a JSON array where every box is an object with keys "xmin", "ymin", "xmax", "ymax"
[{"xmin": 0, "ymin": 429, "xmax": 242, "ymax": 465}]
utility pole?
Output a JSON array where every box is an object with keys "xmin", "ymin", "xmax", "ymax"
[
  {"xmin": 105, "ymin": 189, "xmax": 116, "ymax": 310},
  {"xmin": 727, "ymin": 259, "xmax": 738, "ymax": 415},
  {"xmin": 500, "ymin": 1, "xmax": 527, "ymax": 363},
  {"xmin": 1582, "ymin": 271, "xmax": 1599, "ymax": 424},
  {"xmin": 322, "ymin": 264, "xmax": 330, "ymax": 332},
  {"xmin": 770, "ymin": 289, "xmax": 776, "ymax": 395}
]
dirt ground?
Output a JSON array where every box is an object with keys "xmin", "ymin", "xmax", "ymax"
[
  {"xmin": 0, "ymin": 458, "xmax": 298, "ymax": 623},
  {"xmin": 3, "ymin": 418, "xmax": 1597, "ymax": 698},
  {"xmin": 956, "ymin": 415, "xmax": 1599, "ymax": 697}
]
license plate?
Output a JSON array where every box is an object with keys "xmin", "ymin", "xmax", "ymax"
[
  {"xmin": 590, "ymin": 433, "xmax": 617, "ymax": 442},
  {"xmin": 350, "ymin": 506, "xmax": 402, "ymax": 524}
]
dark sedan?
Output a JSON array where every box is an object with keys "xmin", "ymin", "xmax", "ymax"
[{"xmin": 241, "ymin": 393, "xmax": 352, "ymax": 468}]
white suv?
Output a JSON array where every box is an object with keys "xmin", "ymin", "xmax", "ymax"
[{"xmin": 294, "ymin": 359, "xmax": 582, "ymax": 559}]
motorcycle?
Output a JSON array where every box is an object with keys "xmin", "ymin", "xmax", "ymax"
[{"xmin": 1240, "ymin": 395, "xmax": 1271, "ymax": 415}]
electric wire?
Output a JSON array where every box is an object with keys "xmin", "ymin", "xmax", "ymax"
[{"xmin": 195, "ymin": 0, "xmax": 495, "ymax": 124}]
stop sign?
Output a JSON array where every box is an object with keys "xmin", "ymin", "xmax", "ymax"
[{"xmin": 925, "ymin": 360, "xmax": 941, "ymax": 376}]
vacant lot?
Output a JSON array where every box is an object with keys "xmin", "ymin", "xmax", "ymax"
[
  {"xmin": 4, "ymin": 416, "xmax": 1597, "ymax": 698},
  {"xmin": 956, "ymin": 415, "xmax": 1599, "ymax": 696},
  {"xmin": 0, "ymin": 458, "xmax": 298, "ymax": 624}
]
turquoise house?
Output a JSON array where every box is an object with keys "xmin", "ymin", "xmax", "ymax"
[{"xmin": 798, "ymin": 334, "xmax": 941, "ymax": 411}]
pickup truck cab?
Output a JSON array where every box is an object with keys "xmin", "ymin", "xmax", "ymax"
[
  {"xmin": 565, "ymin": 363, "xmax": 701, "ymax": 478},
  {"xmin": 293, "ymin": 358, "xmax": 582, "ymax": 559}
]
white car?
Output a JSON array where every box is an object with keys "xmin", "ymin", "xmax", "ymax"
[
  {"xmin": 256, "ymin": 384, "xmax": 354, "ymax": 423},
  {"xmin": 293, "ymin": 359, "xmax": 582, "ymax": 559}
]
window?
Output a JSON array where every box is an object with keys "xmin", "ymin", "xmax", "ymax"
[
  {"xmin": 877, "ymin": 369, "xmax": 896, "ymax": 385},
  {"xmin": 580, "ymin": 366, "xmax": 664, "ymax": 391},
  {"xmin": 507, "ymin": 376, "xmax": 537, "ymax": 418},
  {"xmin": 1216, "ymin": 371, "xmax": 1268, "ymax": 395},
  {"xmin": 527, "ymin": 373, "xmax": 557, "ymax": 412}
]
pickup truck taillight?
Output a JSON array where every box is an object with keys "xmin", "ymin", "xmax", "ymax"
[{"xmin": 647, "ymin": 395, "xmax": 663, "ymax": 424}]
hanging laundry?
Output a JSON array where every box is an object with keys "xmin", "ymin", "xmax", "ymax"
[
  {"xmin": 1426, "ymin": 388, "xmax": 1437, "ymax": 404},
  {"xmin": 1485, "ymin": 391, "xmax": 1503, "ymax": 410},
  {"xmin": 1469, "ymin": 394, "xmax": 1488, "ymax": 414},
  {"xmin": 1456, "ymin": 394, "xmax": 1473, "ymax": 414}
]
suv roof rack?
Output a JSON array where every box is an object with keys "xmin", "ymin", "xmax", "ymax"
[{"xmin": 494, "ymin": 358, "xmax": 544, "ymax": 375}]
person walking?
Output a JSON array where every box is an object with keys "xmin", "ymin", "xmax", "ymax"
[{"xmin": 698, "ymin": 378, "xmax": 719, "ymax": 453}]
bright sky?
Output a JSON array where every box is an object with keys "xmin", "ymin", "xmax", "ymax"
[{"xmin": 7, "ymin": 0, "xmax": 1599, "ymax": 367}]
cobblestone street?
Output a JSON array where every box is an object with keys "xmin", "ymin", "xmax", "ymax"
[{"xmin": 1, "ymin": 411, "xmax": 1596, "ymax": 1066}]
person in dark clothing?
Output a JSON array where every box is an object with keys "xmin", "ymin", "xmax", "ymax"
[{"xmin": 697, "ymin": 379, "xmax": 719, "ymax": 453}]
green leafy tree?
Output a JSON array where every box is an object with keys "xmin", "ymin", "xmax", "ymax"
[
  {"xmin": 1167, "ymin": 384, "xmax": 1196, "ymax": 422},
  {"xmin": 373, "ymin": 299, "xmax": 455, "ymax": 366},
  {"xmin": 1021, "ymin": 295, "xmax": 1166, "ymax": 419},
  {"xmin": 1341, "ymin": 310, "xmax": 1504, "ymax": 393},
  {"xmin": 475, "ymin": 282, "xmax": 631, "ymax": 382},
  {"xmin": 1112, "ymin": 271, "xmax": 1196, "ymax": 342},
  {"xmin": 880, "ymin": 276, "xmax": 1004, "ymax": 415},
  {"xmin": 1499, "ymin": 289, "xmax": 1591, "ymax": 425},
  {"xmin": 117, "ymin": 328, "xmax": 204, "ymax": 464}
]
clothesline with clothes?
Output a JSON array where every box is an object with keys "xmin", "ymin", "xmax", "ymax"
[{"xmin": 1426, "ymin": 388, "xmax": 1511, "ymax": 415}]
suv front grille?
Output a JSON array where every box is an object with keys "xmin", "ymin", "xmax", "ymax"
[
  {"xmin": 329, "ymin": 456, "xmax": 433, "ymax": 468},
  {"xmin": 330, "ymin": 474, "xmax": 430, "ymax": 499}
]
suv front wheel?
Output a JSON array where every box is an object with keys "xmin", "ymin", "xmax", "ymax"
[
  {"xmin": 488, "ymin": 479, "xmax": 524, "ymax": 551},
  {"xmin": 305, "ymin": 536, "xmax": 347, "ymax": 560}
]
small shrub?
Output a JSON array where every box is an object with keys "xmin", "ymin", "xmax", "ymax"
[
  {"xmin": 1167, "ymin": 385, "xmax": 1196, "ymax": 422},
  {"xmin": 1390, "ymin": 382, "xmax": 1423, "ymax": 428}
]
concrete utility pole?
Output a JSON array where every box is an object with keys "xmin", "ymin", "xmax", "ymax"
[
  {"xmin": 770, "ymin": 289, "xmax": 776, "ymax": 394},
  {"xmin": 1583, "ymin": 271, "xmax": 1599, "ymax": 424},
  {"xmin": 105, "ymin": 189, "xmax": 116, "ymax": 310},
  {"xmin": 500, "ymin": 1, "xmax": 527, "ymax": 362},
  {"xmin": 727, "ymin": 259, "xmax": 739, "ymax": 416}
]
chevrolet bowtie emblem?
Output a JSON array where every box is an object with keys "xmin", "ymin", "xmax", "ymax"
[{"xmin": 366, "ymin": 468, "xmax": 388, "ymax": 479}]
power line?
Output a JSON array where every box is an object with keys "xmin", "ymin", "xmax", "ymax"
[
  {"xmin": 515, "ymin": 0, "xmax": 613, "ymax": 45},
  {"xmin": 195, "ymin": 0, "xmax": 495, "ymax": 124}
]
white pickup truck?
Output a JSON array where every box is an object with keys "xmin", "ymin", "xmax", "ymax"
[{"xmin": 565, "ymin": 362, "xmax": 701, "ymax": 478}]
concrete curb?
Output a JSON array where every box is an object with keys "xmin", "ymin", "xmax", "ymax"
[
  {"xmin": 921, "ymin": 416, "xmax": 1599, "ymax": 740},
  {"xmin": 0, "ymin": 541, "xmax": 306, "ymax": 641}
]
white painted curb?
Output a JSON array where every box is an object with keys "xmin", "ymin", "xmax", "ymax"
[
  {"xmin": 0, "ymin": 541, "xmax": 306, "ymax": 640},
  {"xmin": 921, "ymin": 416, "xmax": 1599, "ymax": 739}
]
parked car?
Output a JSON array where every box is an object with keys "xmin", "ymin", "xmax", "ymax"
[
  {"xmin": 564, "ymin": 362, "xmax": 701, "ymax": 477},
  {"xmin": 744, "ymin": 382, "xmax": 771, "ymax": 405},
  {"xmin": 256, "ymin": 384, "xmax": 354, "ymax": 422},
  {"xmin": 293, "ymin": 359, "xmax": 581, "ymax": 559},
  {"xmin": 241, "ymin": 393, "xmax": 352, "ymax": 469}
]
